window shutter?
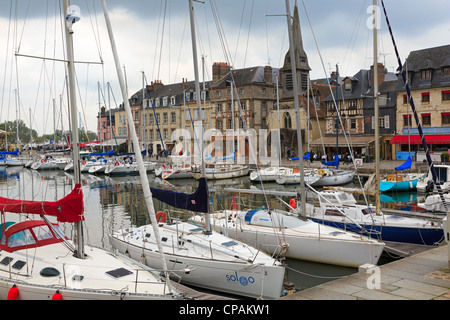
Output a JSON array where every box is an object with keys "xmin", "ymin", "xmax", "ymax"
[{"xmin": 384, "ymin": 115, "xmax": 389, "ymax": 129}]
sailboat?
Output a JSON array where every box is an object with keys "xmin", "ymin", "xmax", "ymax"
[
  {"xmin": 0, "ymin": 1, "xmax": 187, "ymax": 300},
  {"xmin": 416, "ymin": 164, "xmax": 450, "ymax": 193},
  {"xmin": 379, "ymin": 156, "xmax": 425, "ymax": 192},
  {"xmin": 106, "ymin": 0, "xmax": 285, "ymax": 300},
  {"xmin": 309, "ymin": 189, "xmax": 444, "ymax": 245}
]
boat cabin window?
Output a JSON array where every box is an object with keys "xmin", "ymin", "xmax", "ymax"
[
  {"xmin": 325, "ymin": 209, "xmax": 345, "ymax": 217},
  {"xmin": 6, "ymin": 229, "xmax": 36, "ymax": 248},
  {"xmin": 221, "ymin": 241, "xmax": 238, "ymax": 247},
  {"xmin": 12, "ymin": 260, "xmax": 26, "ymax": 270},
  {"xmin": 106, "ymin": 267, "xmax": 133, "ymax": 279},
  {"xmin": 0, "ymin": 256, "xmax": 13, "ymax": 266},
  {"xmin": 361, "ymin": 208, "xmax": 374, "ymax": 215},
  {"xmin": 322, "ymin": 194, "xmax": 338, "ymax": 204}
]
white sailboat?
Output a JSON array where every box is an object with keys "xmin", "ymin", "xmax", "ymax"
[
  {"xmin": 275, "ymin": 167, "xmax": 321, "ymax": 185},
  {"xmin": 108, "ymin": 0, "xmax": 285, "ymax": 299},
  {"xmin": 0, "ymin": 1, "xmax": 186, "ymax": 300},
  {"xmin": 198, "ymin": 207, "xmax": 384, "ymax": 268},
  {"xmin": 309, "ymin": 189, "xmax": 444, "ymax": 246}
]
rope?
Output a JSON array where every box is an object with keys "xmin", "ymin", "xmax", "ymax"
[{"xmin": 380, "ymin": 0, "xmax": 448, "ymax": 212}]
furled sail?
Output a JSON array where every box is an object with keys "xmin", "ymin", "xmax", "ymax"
[
  {"xmin": 150, "ymin": 177, "xmax": 208, "ymax": 213},
  {"xmin": 322, "ymin": 155, "xmax": 339, "ymax": 167},
  {"xmin": 395, "ymin": 156, "xmax": 412, "ymax": 171},
  {"xmin": 0, "ymin": 148, "xmax": 19, "ymax": 156},
  {"xmin": 0, "ymin": 184, "xmax": 84, "ymax": 223}
]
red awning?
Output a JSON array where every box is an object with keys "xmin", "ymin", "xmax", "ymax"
[{"xmin": 390, "ymin": 134, "xmax": 450, "ymax": 145}]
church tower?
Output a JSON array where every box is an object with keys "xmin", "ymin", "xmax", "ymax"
[{"xmin": 280, "ymin": 1, "xmax": 310, "ymax": 99}]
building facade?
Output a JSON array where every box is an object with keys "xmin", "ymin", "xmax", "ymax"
[{"xmin": 391, "ymin": 45, "xmax": 450, "ymax": 161}]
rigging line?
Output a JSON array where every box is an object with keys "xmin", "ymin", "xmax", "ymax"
[
  {"xmin": 0, "ymin": 0, "xmax": 14, "ymax": 124},
  {"xmin": 380, "ymin": 0, "xmax": 448, "ymax": 212},
  {"xmin": 341, "ymin": 0, "xmax": 368, "ymax": 75},
  {"xmin": 174, "ymin": 10, "xmax": 189, "ymax": 81},
  {"xmin": 151, "ymin": 0, "xmax": 164, "ymax": 81},
  {"xmin": 209, "ymin": 0, "xmax": 233, "ymax": 67},
  {"xmin": 243, "ymin": 0, "xmax": 254, "ymax": 67},
  {"xmin": 157, "ymin": 0, "xmax": 168, "ymax": 82},
  {"xmin": 84, "ymin": 0, "xmax": 104, "ymax": 64},
  {"xmin": 233, "ymin": 0, "xmax": 247, "ymax": 66},
  {"xmin": 14, "ymin": 0, "xmax": 31, "ymax": 55},
  {"xmin": 209, "ymin": 0, "xmax": 272, "ymax": 211}
]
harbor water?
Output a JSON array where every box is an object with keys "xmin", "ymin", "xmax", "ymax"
[{"xmin": 0, "ymin": 166, "xmax": 420, "ymax": 298}]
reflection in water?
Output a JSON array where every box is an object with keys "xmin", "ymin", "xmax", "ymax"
[{"xmin": 0, "ymin": 167, "xmax": 411, "ymax": 294}]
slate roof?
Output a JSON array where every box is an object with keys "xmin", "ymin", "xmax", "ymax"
[
  {"xmin": 212, "ymin": 66, "xmax": 280, "ymax": 88},
  {"xmin": 395, "ymin": 44, "xmax": 450, "ymax": 91}
]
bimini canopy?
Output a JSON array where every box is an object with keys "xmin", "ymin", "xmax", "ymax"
[
  {"xmin": 0, "ymin": 184, "xmax": 84, "ymax": 223},
  {"xmin": 0, "ymin": 220, "xmax": 68, "ymax": 253}
]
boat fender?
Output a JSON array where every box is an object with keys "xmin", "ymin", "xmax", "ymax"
[
  {"xmin": 7, "ymin": 285, "xmax": 19, "ymax": 300},
  {"xmin": 289, "ymin": 199, "xmax": 296, "ymax": 209},
  {"xmin": 387, "ymin": 174, "xmax": 395, "ymax": 182},
  {"xmin": 52, "ymin": 290, "xmax": 62, "ymax": 300},
  {"xmin": 318, "ymin": 169, "xmax": 325, "ymax": 176},
  {"xmin": 281, "ymin": 243, "xmax": 289, "ymax": 255},
  {"xmin": 156, "ymin": 211, "xmax": 167, "ymax": 223},
  {"xmin": 41, "ymin": 158, "xmax": 45, "ymax": 163}
]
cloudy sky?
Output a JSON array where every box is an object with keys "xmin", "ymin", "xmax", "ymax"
[{"xmin": 0, "ymin": 0, "xmax": 449, "ymax": 137}]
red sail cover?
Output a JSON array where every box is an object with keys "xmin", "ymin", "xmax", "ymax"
[{"xmin": 0, "ymin": 184, "xmax": 84, "ymax": 223}]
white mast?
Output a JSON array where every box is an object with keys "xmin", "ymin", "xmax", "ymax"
[
  {"xmin": 63, "ymin": 0, "xmax": 84, "ymax": 258},
  {"xmin": 100, "ymin": 0, "xmax": 170, "ymax": 278},
  {"xmin": 189, "ymin": 0, "xmax": 211, "ymax": 234}
]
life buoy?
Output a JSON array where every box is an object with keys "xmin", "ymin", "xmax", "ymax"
[
  {"xmin": 82, "ymin": 160, "xmax": 86, "ymax": 165},
  {"xmin": 289, "ymin": 198, "xmax": 296, "ymax": 209},
  {"xmin": 7, "ymin": 285, "xmax": 19, "ymax": 300},
  {"xmin": 41, "ymin": 158, "xmax": 45, "ymax": 163},
  {"xmin": 52, "ymin": 290, "xmax": 62, "ymax": 300},
  {"xmin": 115, "ymin": 161, "xmax": 120, "ymax": 166},
  {"xmin": 156, "ymin": 211, "xmax": 167, "ymax": 223},
  {"xmin": 387, "ymin": 174, "xmax": 395, "ymax": 182},
  {"xmin": 318, "ymin": 169, "xmax": 325, "ymax": 176}
]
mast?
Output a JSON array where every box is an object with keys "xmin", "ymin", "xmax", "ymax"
[
  {"xmin": 100, "ymin": 0, "xmax": 170, "ymax": 279},
  {"xmin": 189, "ymin": 0, "xmax": 211, "ymax": 234},
  {"xmin": 335, "ymin": 65, "xmax": 339, "ymax": 167},
  {"xmin": 373, "ymin": 0, "xmax": 381, "ymax": 216},
  {"xmin": 285, "ymin": 0, "xmax": 306, "ymax": 218},
  {"xmin": 63, "ymin": 0, "xmax": 84, "ymax": 258}
]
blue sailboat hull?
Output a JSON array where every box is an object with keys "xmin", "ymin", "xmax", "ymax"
[
  {"xmin": 310, "ymin": 218, "xmax": 444, "ymax": 245},
  {"xmin": 379, "ymin": 179, "xmax": 418, "ymax": 192}
]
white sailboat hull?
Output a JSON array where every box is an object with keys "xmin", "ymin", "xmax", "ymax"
[
  {"xmin": 194, "ymin": 164, "xmax": 249, "ymax": 180},
  {"xmin": 311, "ymin": 169, "xmax": 356, "ymax": 186},
  {"xmin": 250, "ymin": 167, "xmax": 288, "ymax": 182},
  {"xmin": 199, "ymin": 210, "xmax": 385, "ymax": 268},
  {"xmin": 110, "ymin": 222, "xmax": 285, "ymax": 299}
]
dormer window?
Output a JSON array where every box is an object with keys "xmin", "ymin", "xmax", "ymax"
[
  {"xmin": 420, "ymin": 69, "xmax": 432, "ymax": 80},
  {"xmin": 170, "ymin": 96, "xmax": 176, "ymax": 106},
  {"xmin": 344, "ymin": 78, "xmax": 352, "ymax": 91},
  {"xmin": 442, "ymin": 67, "xmax": 450, "ymax": 78}
]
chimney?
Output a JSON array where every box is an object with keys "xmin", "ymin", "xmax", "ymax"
[
  {"xmin": 370, "ymin": 63, "xmax": 385, "ymax": 87},
  {"xmin": 212, "ymin": 62, "xmax": 229, "ymax": 83},
  {"xmin": 264, "ymin": 66, "xmax": 273, "ymax": 84},
  {"xmin": 152, "ymin": 80, "xmax": 164, "ymax": 91}
]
